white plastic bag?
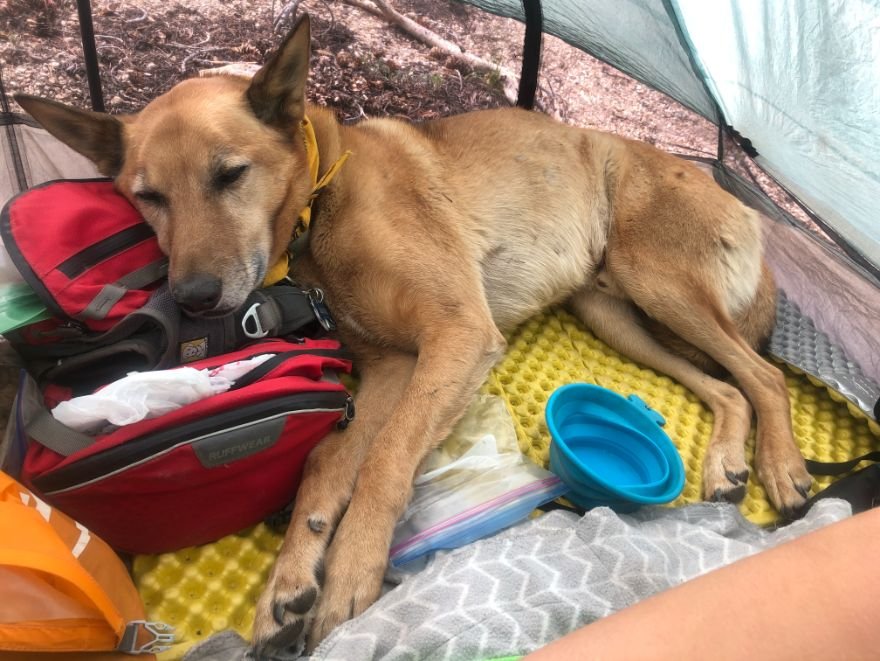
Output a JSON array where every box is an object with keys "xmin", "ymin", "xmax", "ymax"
[{"xmin": 51, "ymin": 354, "xmax": 274, "ymax": 433}]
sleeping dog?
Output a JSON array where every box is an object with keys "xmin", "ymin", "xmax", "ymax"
[{"xmin": 16, "ymin": 14, "xmax": 810, "ymax": 654}]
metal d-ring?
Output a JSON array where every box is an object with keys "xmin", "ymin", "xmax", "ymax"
[{"xmin": 241, "ymin": 303, "xmax": 270, "ymax": 339}]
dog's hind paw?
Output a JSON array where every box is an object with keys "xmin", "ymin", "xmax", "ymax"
[
  {"xmin": 702, "ymin": 448, "xmax": 750, "ymax": 503},
  {"xmin": 756, "ymin": 446, "xmax": 812, "ymax": 519}
]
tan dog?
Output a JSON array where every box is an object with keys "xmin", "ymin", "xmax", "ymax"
[{"xmin": 17, "ymin": 15, "xmax": 811, "ymax": 654}]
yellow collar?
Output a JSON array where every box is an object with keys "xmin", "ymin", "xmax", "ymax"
[{"xmin": 262, "ymin": 117, "xmax": 351, "ymax": 286}]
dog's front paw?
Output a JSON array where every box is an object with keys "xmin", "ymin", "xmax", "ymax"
[
  {"xmin": 305, "ymin": 522, "xmax": 387, "ymax": 652},
  {"xmin": 756, "ymin": 444, "xmax": 812, "ymax": 518},
  {"xmin": 252, "ymin": 557, "xmax": 325, "ymax": 658}
]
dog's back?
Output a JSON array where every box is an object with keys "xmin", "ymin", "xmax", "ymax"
[{"xmin": 333, "ymin": 107, "xmax": 774, "ymax": 350}]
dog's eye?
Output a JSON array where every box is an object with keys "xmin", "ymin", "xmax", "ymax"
[
  {"xmin": 214, "ymin": 164, "xmax": 249, "ymax": 189},
  {"xmin": 134, "ymin": 189, "xmax": 166, "ymax": 206}
]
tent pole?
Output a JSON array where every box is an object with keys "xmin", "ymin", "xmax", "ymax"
[
  {"xmin": 516, "ymin": 0, "xmax": 542, "ymax": 110},
  {"xmin": 75, "ymin": 0, "xmax": 105, "ymax": 113}
]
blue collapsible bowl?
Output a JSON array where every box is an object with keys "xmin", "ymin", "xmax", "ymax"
[
  {"xmin": 546, "ymin": 383, "xmax": 685, "ymax": 512},
  {"xmin": 558, "ymin": 416, "xmax": 670, "ymax": 492}
]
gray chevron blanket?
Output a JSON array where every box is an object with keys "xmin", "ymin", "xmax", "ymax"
[
  {"xmin": 184, "ymin": 500, "xmax": 849, "ymax": 661},
  {"xmin": 308, "ymin": 500, "xmax": 849, "ymax": 661}
]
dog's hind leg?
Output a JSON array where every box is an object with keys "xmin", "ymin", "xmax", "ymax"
[
  {"xmin": 252, "ymin": 347, "xmax": 416, "ymax": 656},
  {"xmin": 605, "ymin": 260, "xmax": 811, "ymax": 516},
  {"xmin": 306, "ymin": 313, "xmax": 507, "ymax": 648},
  {"xmin": 569, "ymin": 288, "xmax": 753, "ymax": 502}
]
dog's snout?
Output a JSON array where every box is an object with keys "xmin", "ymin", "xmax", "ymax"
[{"xmin": 173, "ymin": 273, "xmax": 223, "ymax": 314}]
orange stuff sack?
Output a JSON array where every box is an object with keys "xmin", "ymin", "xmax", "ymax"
[{"xmin": 0, "ymin": 471, "xmax": 171, "ymax": 659}]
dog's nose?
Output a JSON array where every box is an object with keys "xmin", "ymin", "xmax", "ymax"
[{"xmin": 173, "ymin": 273, "xmax": 222, "ymax": 313}]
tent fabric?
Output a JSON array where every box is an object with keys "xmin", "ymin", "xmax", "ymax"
[
  {"xmin": 672, "ymin": 0, "xmax": 880, "ymax": 276},
  {"xmin": 463, "ymin": 0, "xmax": 880, "ymax": 276},
  {"xmin": 764, "ymin": 216, "xmax": 880, "ymax": 386},
  {"xmin": 702, "ymin": 162, "xmax": 880, "ymax": 386},
  {"xmin": 1, "ymin": 118, "xmax": 100, "ymax": 201},
  {"xmin": 462, "ymin": 0, "xmax": 718, "ymax": 121}
]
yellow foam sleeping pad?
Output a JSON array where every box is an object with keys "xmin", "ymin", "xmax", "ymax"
[{"xmin": 133, "ymin": 307, "xmax": 880, "ymax": 659}]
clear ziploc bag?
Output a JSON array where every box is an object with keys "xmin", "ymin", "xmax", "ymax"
[{"xmin": 389, "ymin": 394, "xmax": 568, "ymax": 567}]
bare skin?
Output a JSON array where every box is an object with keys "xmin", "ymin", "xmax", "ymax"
[{"xmin": 526, "ymin": 507, "xmax": 880, "ymax": 661}]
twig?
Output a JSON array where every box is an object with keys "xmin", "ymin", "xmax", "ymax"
[
  {"xmin": 96, "ymin": 43, "xmax": 127, "ymax": 54},
  {"xmin": 170, "ymin": 45, "xmax": 231, "ymax": 54},
  {"xmin": 175, "ymin": 45, "xmax": 236, "ymax": 72},
  {"xmin": 167, "ymin": 34, "xmax": 212, "ymax": 49},
  {"xmin": 181, "ymin": 52, "xmax": 197, "ymax": 73},
  {"xmin": 345, "ymin": 99, "xmax": 366, "ymax": 122},
  {"xmin": 191, "ymin": 58, "xmax": 247, "ymax": 67},
  {"xmin": 312, "ymin": 0, "xmax": 336, "ymax": 38},
  {"xmin": 343, "ymin": 0, "xmax": 519, "ymax": 105},
  {"xmin": 669, "ymin": 142, "xmax": 714, "ymax": 158},
  {"xmin": 124, "ymin": 8, "xmax": 150, "ymax": 24},
  {"xmin": 198, "ymin": 62, "xmax": 261, "ymax": 78},
  {"xmin": 343, "ymin": 0, "xmax": 384, "ymax": 19},
  {"xmin": 325, "ymin": 89, "xmax": 368, "ymax": 122},
  {"xmin": 95, "ymin": 34, "xmax": 126, "ymax": 44},
  {"xmin": 539, "ymin": 75, "xmax": 565, "ymax": 120}
]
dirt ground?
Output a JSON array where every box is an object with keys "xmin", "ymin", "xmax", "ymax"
[{"xmin": 1, "ymin": 0, "xmax": 723, "ymax": 148}]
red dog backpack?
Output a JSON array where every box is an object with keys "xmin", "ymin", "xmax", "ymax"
[
  {"xmin": 10, "ymin": 338, "xmax": 353, "ymax": 553},
  {"xmin": 0, "ymin": 179, "xmax": 354, "ymax": 553}
]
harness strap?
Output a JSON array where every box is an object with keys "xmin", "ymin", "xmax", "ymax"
[
  {"xmin": 240, "ymin": 286, "xmax": 327, "ymax": 341},
  {"xmin": 788, "ymin": 450, "xmax": 880, "ymax": 520},
  {"xmin": 26, "ymin": 408, "xmax": 95, "ymax": 456},
  {"xmin": 806, "ymin": 451, "xmax": 880, "ymax": 476},
  {"xmin": 797, "ymin": 463, "xmax": 880, "ymax": 519},
  {"xmin": 77, "ymin": 259, "xmax": 169, "ymax": 321},
  {"xmin": 21, "ymin": 283, "xmax": 330, "ymax": 388}
]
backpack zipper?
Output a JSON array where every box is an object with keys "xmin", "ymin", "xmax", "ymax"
[
  {"xmin": 56, "ymin": 223, "xmax": 156, "ymax": 278},
  {"xmin": 35, "ymin": 391, "xmax": 352, "ymax": 494},
  {"xmin": 228, "ymin": 347, "xmax": 352, "ymax": 390}
]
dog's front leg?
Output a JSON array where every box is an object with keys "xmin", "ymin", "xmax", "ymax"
[
  {"xmin": 306, "ymin": 319, "xmax": 507, "ymax": 649},
  {"xmin": 252, "ymin": 348, "xmax": 416, "ymax": 656}
]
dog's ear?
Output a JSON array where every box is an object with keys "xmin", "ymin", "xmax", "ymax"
[
  {"xmin": 14, "ymin": 94, "xmax": 125, "ymax": 177},
  {"xmin": 247, "ymin": 13, "xmax": 311, "ymax": 128}
]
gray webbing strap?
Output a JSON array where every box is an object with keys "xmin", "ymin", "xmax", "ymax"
[
  {"xmin": 26, "ymin": 408, "xmax": 95, "ymax": 456},
  {"xmin": 77, "ymin": 259, "xmax": 169, "ymax": 321}
]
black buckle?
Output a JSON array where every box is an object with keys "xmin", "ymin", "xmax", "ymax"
[{"xmin": 338, "ymin": 396, "xmax": 355, "ymax": 429}]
